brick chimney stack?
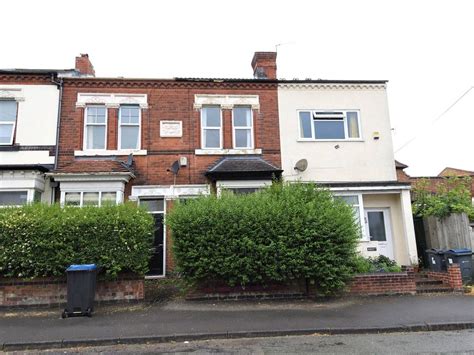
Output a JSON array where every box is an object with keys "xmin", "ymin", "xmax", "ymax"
[
  {"xmin": 75, "ymin": 53, "xmax": 95, "ymax": 77},
  {"xmin": 251, "ymin": 52, "xmax": 277, "ymax": 79}
]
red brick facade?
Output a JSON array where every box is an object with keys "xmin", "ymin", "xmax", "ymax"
[
  {"xmin": 57, "ymin": 79, "xmax": 281, "ymax": 187},
  {"xmin": 425, "ymin": 264, "xmax": 463, "ymax": 291},
  {"xmin": 348, "ymin": 266, "xmax": 417, "ymax": 296}
]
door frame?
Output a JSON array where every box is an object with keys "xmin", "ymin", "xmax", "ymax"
[
  {"xmin": 139, "ymin": 197, "xmax": 166, "ymax": 279},
  {"xmin": 364, "ymin": 207, "xmax": 394, "ymax": 260}
]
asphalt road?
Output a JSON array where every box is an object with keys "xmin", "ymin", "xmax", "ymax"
[{"xmin": 11, "ymin": 329, "xmax": 474, "ymax": 354}]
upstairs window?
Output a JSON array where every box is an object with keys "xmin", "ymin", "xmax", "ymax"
[
  {"xmin": 119, "ymin": 105, "xmax": 141, "ymax": 150},
  {"xmin": 0, "ymin": 100, "xmax": 18, "ymax": 145},
  {"xmin": 299, "ymin": 110, "xmax": 360, "ymax": 140},
  {"xmin": 84, "ymin": 106, "xmax": 107, "ymax": 149},
  {"xmin": 201, "ymin": 106, "xmax": 222, "ymax": 149},
  {"xmin": 233, "ymin": 106, "xmax": 253, "ymax": 149}
]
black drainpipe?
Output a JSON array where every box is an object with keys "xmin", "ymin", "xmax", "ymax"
[{"xmin": 51, "ymin": 73, "xmax": 64, "ymax": 203}]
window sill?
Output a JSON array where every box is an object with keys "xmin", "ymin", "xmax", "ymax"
[
  {"xmin": 74, "ymin": 149, "xmax": 147, "ymax": 157},
  {"xmin": 195, "ymin": 148, "xmax": 262, "ymax": 155}
]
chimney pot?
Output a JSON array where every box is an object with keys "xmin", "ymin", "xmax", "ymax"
[
  {"xmin": 251, "ymin": 52, "xmax": 277, "ymax": 80},
  {"xmin": 75, "ymin": 53, "xmax": 95, "ymax": 77}
]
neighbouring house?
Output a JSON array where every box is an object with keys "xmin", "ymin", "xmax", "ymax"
[
  {"xmin": 396, "ymin": 163, "xmax": 474, "ymax": 202},
  {"xmin": 49, "ymin": 52, "xmax": 282, "ymax": 277},
  {"xmin": 278, "ymin": 76, "xmax": 418, "ymax": 265},
  {"xmin": 0, "ymin": 56, "xmax": 93, "ymax": 206}
]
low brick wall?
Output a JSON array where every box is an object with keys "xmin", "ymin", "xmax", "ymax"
[
  {"xmin": 0, "ymin": 274, "xmax": 144, "ymax": 308},
  {"xmin": 187, "ymin": 280, "xmax": 307, "ymax": 300},
  {"xmin": 425, "ymin": 264, "xmax": 463, "ymax": 291},
  {"xmin": 348, "ymin": 266, "xmax": 416, "ymax": 296}
]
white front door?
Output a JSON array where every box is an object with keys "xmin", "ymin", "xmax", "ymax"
[{"xmin": 365, "ymin": 208, "xmax": 394, "ymax": 259}]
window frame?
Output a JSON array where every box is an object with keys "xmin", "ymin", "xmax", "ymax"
[
  {"xmin": 83, "ymin": 105, "xmax": 108, "ymax": 150},
  {"xmin": 232, "ymin": 106, "xmax": 254, "ymax": 149},
  {"xmin": 63, "ymin": 190, "xmax": 119, "ymax": 207},
  {"xmin": 200, "ymin": 105, "xmax": 222, "ymax": 149},
  {"xmin": 118, "ymin": 105, "xmax": 141, "ymax": 150},
  {"xmin": 0, "ymin": 190, "xmax": 29, "ymax": 207},
  {"xmin": 297, "ymin": 109, "xmax": 362, "ymax": 141},
  {"xmin": 334, "ymin": 193, "xmax": 368, "ymax": 241},
  {"xmin": 0, "ymin": 100, "xmax": 18, "ymax": 146}
]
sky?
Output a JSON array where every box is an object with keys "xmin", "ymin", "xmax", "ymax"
[{"xmin": 2, "ymin": 0, "xmax": 473, "ymax": 177}]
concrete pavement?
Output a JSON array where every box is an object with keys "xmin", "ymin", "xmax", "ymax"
[{"xmin": 1, "ymin": 294, "xmax": 474, "ymax": 350}]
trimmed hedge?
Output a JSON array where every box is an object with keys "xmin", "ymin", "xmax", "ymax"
[
  {"xmin": 167, "ymin": 182, "xmax": 360, "ymax": 295},
  {"xmin": 0, "ymin": 203, "xmax": 154, "ymax": 278}
]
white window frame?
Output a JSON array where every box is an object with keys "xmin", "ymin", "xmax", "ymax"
[
  {"xmin": 216, "ymin": 180, "xmax": 272, "ymax": 196},
  {"xmin": 201, "ymin": 106, "xmax": 222, "ymax": 149},
  {"xmin": 334, "ymin": 193, "xmax": 368, "ymax": 241},
  {"xmin": 118, "ymin": 105, "xmax": 141, "ymax": 150},
  {"xmin": 83, "ymin": 105, "xmax": 108, "ymax": 150},
  {"xmin": 62, "ymin": 190, "xmax": 120, "ymax": 207},
  {"xmin": 297, "ymin": 110, "xmax": 362, "ymax": 141},
  {"xmin": 0, "ymin": 100, "xmax": 18, "ymax": 146},
  {"xmin": 232, "ymin": 106, "xmax": 254, "ymax": 149}
]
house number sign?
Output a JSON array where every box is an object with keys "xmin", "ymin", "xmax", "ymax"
[{"xmin": 160, "ymin": 121, "xmax": 183, "ymax": 137}]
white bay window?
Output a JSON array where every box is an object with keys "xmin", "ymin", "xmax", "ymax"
[{"xmin": 64, "ymin": 191, "xmax": 118, "ymax": 207}]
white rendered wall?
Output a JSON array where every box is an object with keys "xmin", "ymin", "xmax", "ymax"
[
  {"xmin": 0, "ymin": 84, "xmax": 59, "ymax": 165},
  {"xmin": 278, "ymin": 84, "xmax": 397, "ymax": 182}
]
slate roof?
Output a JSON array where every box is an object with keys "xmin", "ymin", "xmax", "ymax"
[
  {"xmin": 395, "ymin": 160, "xmax": 408, "ymax": 169},
  {"xmin": 53, "ymin": 160, "xmax": 133, "ymax": 174},
  {"xmin": 205, "ymin": 156, "xmax": 282, "ymax": 181}
]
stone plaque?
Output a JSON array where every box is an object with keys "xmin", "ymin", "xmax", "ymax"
[{"xmin": 160, "ymin": 121, "xmax": 182, "ymax": 137}]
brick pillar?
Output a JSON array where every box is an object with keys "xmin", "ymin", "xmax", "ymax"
[
  {"xmin": 108, "ymin": 107, "xmax": 118, "ymax": 150},
  {"xmin": 223, "ymin": 109, "xmax": 233, "ymax": 149},
  {"xmin": 447, "ymin": 264, "xmax": 463, "ymax": 290}
]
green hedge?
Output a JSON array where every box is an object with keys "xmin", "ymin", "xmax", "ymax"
[
  {"xmin": 167, "ymin": 182, "xmax": 360, "ymax": 295},
  {"xmin": 0, "ymin": 203, "xmax": 154, "ymax": 278}
]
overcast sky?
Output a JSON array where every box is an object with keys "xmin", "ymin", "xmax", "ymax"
[{"xmin": 2, "ymin": 0, "xmax": 473, "ymax": 176}]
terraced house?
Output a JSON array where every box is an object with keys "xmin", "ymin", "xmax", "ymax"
[
  {"xmin": 50, "ymin": 53, "xmax": 282, "ymax": 277},
  {"xmin": 0, "ymin": 58, "xmax": 92, "ymax": 207},
  {"xmin": 1, "ymin": 51, "xmax": 418, "ymax": 275}
]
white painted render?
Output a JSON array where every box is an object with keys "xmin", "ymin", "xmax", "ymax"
[
  {"xmin": 1, "ymin": 84, "xmax": 59, "ymax": 146},
  {"xmin": 278, "ymin": 83, "xmax": 397, "ymax": 183}
]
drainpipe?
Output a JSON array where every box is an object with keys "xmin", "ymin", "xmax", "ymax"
[{"xmin": 51, "ymin": 74, "xmax": 64, "ymax": 204}]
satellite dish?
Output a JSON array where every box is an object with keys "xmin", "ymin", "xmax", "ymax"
[
  {"xmin": 294, "ymin": 159, "xmax": 308, "ymax": 172},
  {"xmin": 170, "ymin": 160, "xmax": 180, "ymax": 175}
]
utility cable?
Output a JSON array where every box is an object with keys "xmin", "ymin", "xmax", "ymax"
[{"xmin": 395, "ymin": 86, "xmax": 474, "ymax": 153}]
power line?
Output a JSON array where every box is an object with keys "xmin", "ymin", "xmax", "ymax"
[{"xmin": 395, "ymin": 86, "xmax": 474, "ymax": 153}]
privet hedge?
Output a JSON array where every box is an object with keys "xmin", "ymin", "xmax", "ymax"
[
  {"xmin": 167, "ymin": 183, "xmax": 360, "ymax": 295},
  {"xmin": 0, "ymin": 203, "xmax": 154, "ymax": 278}
]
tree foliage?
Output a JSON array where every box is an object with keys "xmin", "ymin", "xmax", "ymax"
[{"xmin": 412, "ymin": 176, "xmax": 474, "ymax": 219}]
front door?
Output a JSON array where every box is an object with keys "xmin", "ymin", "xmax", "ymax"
[
  {"xmin": 140, "ymin": 198, "xmax": 165, "ymax": 277},
  {"xmin": 365, "ymin": 208, "xmax": 394, "ymax": 259}
]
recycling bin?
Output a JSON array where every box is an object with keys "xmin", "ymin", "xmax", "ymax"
[
  {"xmin": 444, "ymin": 249, "xmax": 472, "ymax": 284},
  {"xmin": 425, "ymin": 248, "xmax": 446, "ymax": 272},
  {"xmin": 62, "ymin": 264, "xmax": 97, "ymax": 318}
]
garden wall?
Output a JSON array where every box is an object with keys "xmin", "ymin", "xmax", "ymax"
[
  {"xmin": 425, "ymin": 264, "xmax": 463, "ymax": 291},
  {"xmin": 0, "ymin": 275, "xmax": 144, "ymax": 307},
  {"xmin": 348, "ymin": 266, "xmax": 416, "ymax": 296}
]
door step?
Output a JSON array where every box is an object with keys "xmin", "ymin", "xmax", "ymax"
[
  {"xmin": 416, "ymin": 285, "xmax": 454, "ymax": 294},
  {"xmin": 415, "ymin": 275, "xmax": 454, "ymax": 294}
]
